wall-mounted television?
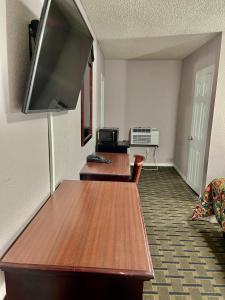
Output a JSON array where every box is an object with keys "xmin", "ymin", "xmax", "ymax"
[{"xmin": 22, "ymin": 0, "xmax": 93, "ymax": 113}]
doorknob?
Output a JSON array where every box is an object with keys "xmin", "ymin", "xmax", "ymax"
[{"xmin": 188, "ymin": 136, "xmax": 193, "ymax": 141}]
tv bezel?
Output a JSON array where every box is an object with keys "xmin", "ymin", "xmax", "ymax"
[{"xmin": 22, "ymin": 0, "xmax": 93, "ymax": 114}]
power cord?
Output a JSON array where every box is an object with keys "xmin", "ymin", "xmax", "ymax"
[{"xmin": 143, "ymin": 146, "xmax": 159, "ymax": 171}]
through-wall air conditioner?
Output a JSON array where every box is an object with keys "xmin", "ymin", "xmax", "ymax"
[{"xmin": 130, "ymin": 127, "xmax": 159, "ymax": 146}]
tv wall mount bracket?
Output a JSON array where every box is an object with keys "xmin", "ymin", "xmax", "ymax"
[{"xmin": 28, "ymin": 19, "xmax": 40, "ymax": 59}]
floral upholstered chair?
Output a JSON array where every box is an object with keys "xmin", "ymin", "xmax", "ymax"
[{"xmin": 192, "ymin": 178, "xmax": 225, "ymax": 232}]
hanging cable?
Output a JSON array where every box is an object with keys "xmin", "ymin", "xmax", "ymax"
[{"xmin": 143, "ymin": 146, "xmax": 158, "ymax": 171}]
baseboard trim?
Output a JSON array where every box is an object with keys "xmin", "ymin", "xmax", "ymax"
[
  {"xmin": 173, "ymin": 164, "xmax": 187, "ymax": 182},
  {"xmin": 130, "ymin": 162, "xmax": 174, "ymax": 167},
  {"xmin": 144, "ymin": 162, "xmax": 174, "ymax": 167}
]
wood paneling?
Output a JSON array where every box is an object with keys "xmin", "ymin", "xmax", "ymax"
[
  {"xmin": 80, "ymin": 152, "xmax": 131, "ymax": 181},
  {"xmin": 0, "ymin": 180, "xmax": 153, "ymax": 279}
]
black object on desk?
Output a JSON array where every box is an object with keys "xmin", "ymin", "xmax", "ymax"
[
  {"xmin": 96, "ymin": 128, "xmax": 130, "ymax": 153},
  {"xmin": 87, "ymin": 154, "xmax": 112, "ymax": 164},
  {"xmin": 98, "ymin": 128, "xmax": 119, "ymax": 144},
  {"xmin": 96, "ymin": 141, "xmax": 130, "ymax": 153}
]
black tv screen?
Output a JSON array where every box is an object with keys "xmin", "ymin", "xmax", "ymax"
[{"xmin": 22, "ymin": 0, "xmax": 93, "ymax": 113}]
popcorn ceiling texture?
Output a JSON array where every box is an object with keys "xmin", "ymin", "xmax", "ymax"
[
  {"xmin": 80, "ymin": 0, "xmax": 225, "ymax": 59},
  {"xmin": 80, "ymin": 0, "xmax": 225, "ymax": 39}
]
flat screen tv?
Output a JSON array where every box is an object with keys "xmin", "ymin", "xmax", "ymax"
[{"xmin": 22, "ymin": 0, "xmax": 93, "ymax": 113}]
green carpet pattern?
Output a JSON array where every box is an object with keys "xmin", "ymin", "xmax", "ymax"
[{"xmin": 139, "ymin": 167, "xmax": 225, "ymax": 300}]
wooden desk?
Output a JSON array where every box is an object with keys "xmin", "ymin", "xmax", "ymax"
[
  {"xmin": 80, "ymin": 152, "xmax": 131, "ymax": 182},
  {"xmin": 0, "ymin": 180, "xmax": 153, "ymax": 300}
]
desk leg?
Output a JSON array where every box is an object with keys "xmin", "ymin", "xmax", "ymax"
[{"xmin": 4, "ymin": 270, "xmax": 144, "ymax": 300}]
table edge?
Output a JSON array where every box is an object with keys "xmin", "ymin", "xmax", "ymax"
[{"xmin": 0, "ymin": 262, "xmax": 154, "ymax": 280}]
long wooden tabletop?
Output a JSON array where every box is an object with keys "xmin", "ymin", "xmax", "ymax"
[
  {"xmin": 0, "ymin": 180, "xmax": 153, "ymax": 279},
  {"xmin": 80, "ymin": 152, "xmax": 131, "ymax": 180}
]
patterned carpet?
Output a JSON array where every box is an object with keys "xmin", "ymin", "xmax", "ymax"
[{"xmin": 139, "ymin": 167, "xmax": 225, "ymax": 300}]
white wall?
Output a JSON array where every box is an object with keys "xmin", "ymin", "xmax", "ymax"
[
  {"xmin": 206, "ymin": 33, "xmax": 225, "ymax": 183},
  {"xmin": 105, "ymin": 61, "xmax": 128, "ymax": 139},
  {"xmin": 174, "ymin": 35, "xmax": 221, "ymax": 182},
  {"xmin": 0, "ymin": 0, "xmax": 49, "ymax": 297},
  {"xmin": 105, "ymin": 60, "xmax": 182, "ymax": 165},
  {"xmin": 0, "ymin": 0, "xmax": 104, "ymax": 298}
]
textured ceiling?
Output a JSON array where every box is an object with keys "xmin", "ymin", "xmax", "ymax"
[
  {"xmin": 80, "ymin": 0, "xmax": 225, "ymax": 59},
  {"xmin": 100, "ymin": 33, "xmax": 218, "ymax": 60}
]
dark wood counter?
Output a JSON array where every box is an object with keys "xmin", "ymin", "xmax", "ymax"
[
  {"xmin": 0, "ymin": 180, "xmax": 153, "ymax": 300},
  {"xmin": 80, "ymin": 152, "xmax": 131, "ymax": 181}
]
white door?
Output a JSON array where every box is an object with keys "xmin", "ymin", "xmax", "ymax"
[
  {"xmin": 187, "ymin": 65, "xmax": 214, "ymax": 195},
  {"xmin": 100, "ymin": 73, "xmax": 105, "ymax": 127}
]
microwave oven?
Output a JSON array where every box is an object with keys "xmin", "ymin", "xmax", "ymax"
[{"xmin": 97, "ymin": 128, "xmax": 119, "ymax": 144}]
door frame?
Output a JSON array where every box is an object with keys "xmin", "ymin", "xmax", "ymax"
[{"xmin": 100, "ymin": 73, "xmax": 105, "ymax": 127}]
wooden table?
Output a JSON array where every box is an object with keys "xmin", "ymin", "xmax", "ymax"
[
  {"xmin": 0, "ymin": 180, "xmax": 154, "ymax": 300},
  {"xmin": 80, "ymin": 152, "xmax": 131, "ymax": 182}
]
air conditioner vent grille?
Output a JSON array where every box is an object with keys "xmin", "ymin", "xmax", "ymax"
[{"xmin": 130, "ymin": 127, "xmax": 159, "ymax": 146}]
